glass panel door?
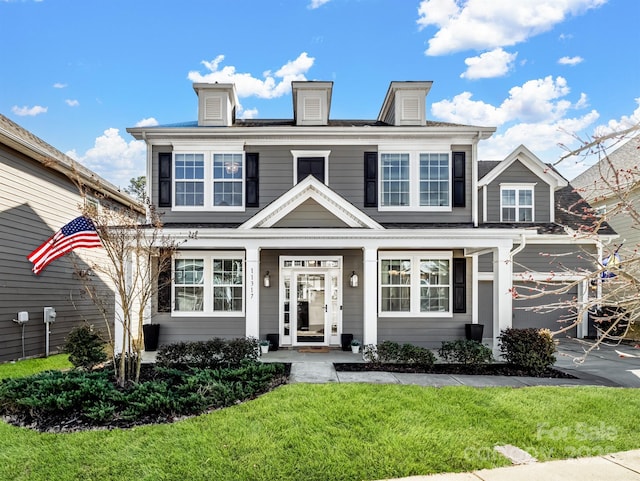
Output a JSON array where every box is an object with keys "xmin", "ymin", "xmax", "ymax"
[{"xmin": 294, "ymin": 272, "xmax": 326, "ymax": 344}]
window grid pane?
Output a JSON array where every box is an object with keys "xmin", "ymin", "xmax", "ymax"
[
  {"xmin": 381, "ymin": 154, "xmax": 410, "ymax": 206},
  {"xmin": 419, "ymin": 259, "xmax": 450, "ymax": 312},
  {"xmin": 381, "ymin": 259, "xmax": 411, "ymax": 312},
  {"xmin": 502, "ymin": 188, "xmax": 533, "ymax": 222},
  {"xmin": 175, "ymin": 153, "xmax": 205, "ymax": 206},
  {"xmin": 212, "ymin": 258, "xmax": 243, "ymax": 312},
  {"xmin": 419, "ymin": 153, "xmax": 449, "ymax": 206},
  {"xmin": 174, "ymin": 259, "xmax": 204, "ymax": 311},
  {"xmin": 213, "ymin": 153, "xmax": 243, "ymax": 207}
]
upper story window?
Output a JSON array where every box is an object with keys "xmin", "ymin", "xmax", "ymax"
[
  {"xmin": 173, "ymin": 151, "xmax": 244, "ymax": 211},
  {"xmin": 379, "ymin": 252, "xmax": 452, "ymax": 317},
  {"xmin": 173, "ymin": 251, "xmax": 244, "ymax": 316},
  {"xmin": 291, "ymin": 150, "xmax": 331, "ymax": 185},
  {"xmin": 380, "ymin": 151, "xmax": 451, "ymax": 210},
  {"xmin": 501, "ymin": 185, "xmax": 534, "ymax": 222}
]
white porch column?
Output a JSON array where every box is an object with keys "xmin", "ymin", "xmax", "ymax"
[
  {"xmin": 576, "ymin": 279, "xmax": 590, "ymax": 338},
  {"xmin": 245, "ymin": 247, "xmax": 260, "ymax": 338},
  {"xmin": 493, "ymin": 244, "xmax": 513, "ymax": 350},
  {"xmin": 362, "ymin": 247, "xmax": 378, "ymax": 346},
  {"xmin": 471, "ymin": 254, "xmax": 479, "ymax": 324}
]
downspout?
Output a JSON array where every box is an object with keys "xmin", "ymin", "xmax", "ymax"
[
  {"xmin": 510, "ymin": 233, "xmax": 527, "ymax": 259},
  {"xmin": 472, "ymin": 132, "xmax": 480, "ymax": 227}
]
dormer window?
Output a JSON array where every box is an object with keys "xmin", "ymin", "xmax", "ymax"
[{"xmin": 501, "ymin": 185, "xmax": 534, "ymax": 222}]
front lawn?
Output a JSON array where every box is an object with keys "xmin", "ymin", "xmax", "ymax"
[
  {"xmin": 0, "ymin": 354, "xmax": 72, "ymax": 379},
  {"xmin": 1, "ymin": 383, "xmax": 639, "ymax": 481}
]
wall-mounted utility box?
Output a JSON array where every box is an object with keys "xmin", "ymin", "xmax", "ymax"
[{"xmin": 44, "ymin": 307, "xmax": 56, "ymax": 323}]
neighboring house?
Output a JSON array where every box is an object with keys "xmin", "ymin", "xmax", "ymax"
[
  {"xmin": 0, "ymin": 114, "xmax": 143, "ymax": 362},
  {"xmin": 127, "ymin": 81, "xmax": 614, "ymax": 350},
  {"xmin": 571, "ymin": 136, "xmax": 640, "ymax": 250}
]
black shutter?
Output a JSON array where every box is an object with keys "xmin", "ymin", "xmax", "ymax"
[
  {"xmin": 452, "ymin": 151, "xmax": 465, "ymax": 208},
  {"xmin": 158, "ymin": 152, "xmax": 172, "ymax": 207},
  {"xmin": 453, "ymin": 257, "xmax": 466, "ymax": 313},
  {"xmin": 246, "ymin": 153, "xmax": 259, "ymax": 207},
  {"xmin": 364, "ymin": 151, "xmax": 377, "ymax": 207},
  {"xmin": 157, "ymin": 254, "xmax": 172, "ymax": 313}
]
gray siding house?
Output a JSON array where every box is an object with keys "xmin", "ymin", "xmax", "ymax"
[
  {"xmin": 127, "ymin": 81, "xmax": 614, "ymax": 350},
  {"xmin": 0, "ymin": 114, "xmax": 142, "ymax": 362}
]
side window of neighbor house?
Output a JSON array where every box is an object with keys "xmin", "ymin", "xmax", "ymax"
[
  {"xmin": 175, "ymin": 153, "xmax": 205, "ymax": 206},
  {"xmin": 501, "ymin": 186, "xmax": 533, "ymax": 222}
]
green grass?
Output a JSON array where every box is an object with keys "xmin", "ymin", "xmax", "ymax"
[
  {"xmin": 0, "ymin": 382, "xmax": 639, "ymax": 481},
  {"xmin": 0, "ymin": 354, "xmax": 72, "ymax": 379}
]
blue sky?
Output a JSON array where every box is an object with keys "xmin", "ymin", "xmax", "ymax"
[{"xmin": 1, "ymin": 0, "xmax": 638, "ymax": 188}]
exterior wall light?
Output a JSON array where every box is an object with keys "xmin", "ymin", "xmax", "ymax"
[
  {"xmin": 349, "ymin": 271, "xmax": 358, "ymax": 288},
  {"xmin": 263, "ymin": 271, "xmax": 271, "ymax": 288}
]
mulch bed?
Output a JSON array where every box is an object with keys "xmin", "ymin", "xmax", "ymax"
[{"xmin": 333, "ymin": 362, "xmax": 576, "ymax": 378}]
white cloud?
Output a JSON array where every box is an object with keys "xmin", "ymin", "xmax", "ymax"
[
  {"xmin": 135, "ymin": 117, "xmax": 159, "ymax": 127},
  {"xmin": 558, "ymin": 55, "xmax": 584, "ymax": 65},
  {"xmin": 65, "ymin": 99, "xmax": 79, "ymax": 107},
  {"xmin": 187, "ymin": 52, "xmax": 315, "ymax": 99},
  {"xmin": 417, "ymin": 0, "xmax": 607, "ymax": 56},
  {"xmin": 11, "ymin": 105, "xmax": 47, "ymax": 116},
  {"xmin": 460, "ymin": 48, "xmax": 517, "ymax": 79},
  {"xmin": 239, "ymin": 108, "xmax": 259, "ymax": 120},
  {"xmin": 595, "ymin": 97, "xmax": 640, "ymax": 136},
  {"xmin": 53, "ymin": 83, "xmax": 67, "ymax": 89},
  {"xmin": 67, "ymin": 128, "xmax": 146, "ymax": 187},
  {"xmin": 309, "ymin": 0, "xmax": 331, "ymax": 9},
  {"xmin": 433, "ymin": 75, "xmax": 601, "ymax": 174}
]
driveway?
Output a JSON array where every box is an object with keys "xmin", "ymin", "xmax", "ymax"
[{"xmin": 555, "ymin": 338, "xmax": 640, "ymax": 387}]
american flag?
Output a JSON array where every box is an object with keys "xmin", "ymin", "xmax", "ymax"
[{"xmin": 27, "ymin": 216, "xmax": 102, "ymax": 275}]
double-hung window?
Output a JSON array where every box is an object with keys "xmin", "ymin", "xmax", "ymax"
[
  {"xmin": 173, "ymin": 149, "xmax": 244, "ymax": 210},
  {"xmin": 380, "ymin": 151, "xmax": 451, "ymax": 210},
  {"xmin": 501, "ymin": 185, "xmax": 534, "ymax": 222},
  {"xmin": 379, "ymin": 252, "xmax": 452, "ymax": 316},
  {"xmin": 175, "ymin": 153, "xmax": 205, "ymax": 207},
  {"xmin": 172, "ymin": 252, "xmax": 244, "ymax": 316}
]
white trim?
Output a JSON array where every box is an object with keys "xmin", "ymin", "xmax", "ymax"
[
  {"xmin": 471, "ymin": 254, "xmax": 479, "ymax": 324},
  {"xmin": 291, "ymin": 150, "xmax": 331, "ymax": 185},
  {"xmin": 171, "ymin": 250, "xmax": 246, "ymax": 317},
  {"xmin": 500, "ymin": 184, "xmax": 535, "ymax": 222},
  {"xmin": 363, "ymin": 247, "xmax": 378, "ymax": 345},
  {"xmin": 378, "ymin": 251, "xmax": 453, "ymax": 317},
  {"xmin": 245, "ymin": 247, "xmax": 260, "ymax": 338},
  {"xmin": 239, "ymin": 175, "xmax": 384, "ymax": 230},
  {"xmin": 378, "ymin": 150, "xmax": 452, "ymax": 211},
  {"xmin": 478, "ymin": 144, "xmax": 567, "ymax": 189}
]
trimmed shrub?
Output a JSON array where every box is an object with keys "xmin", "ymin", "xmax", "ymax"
[
  {"xmin": 438, "ymin": 340, "xmax": 494, "ymax": 365},
  {"xmin": 64, "ymin": 325, "xmax": 107, "ymax": 370},
  {"xmin": 362, "ymin": 341, "xmax": 435, "ymax": 367},
  {"xmin": 155, "ymin": 337, "xmax": 259, "ymax": 370},
  {"xmin": 498, "ymin": 328, "xmax": 556, "ymax": 375}
]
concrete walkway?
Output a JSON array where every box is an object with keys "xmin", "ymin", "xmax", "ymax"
[{"xmin": 377, "ymin": 449, "xmax": 640, "ymax": 481}]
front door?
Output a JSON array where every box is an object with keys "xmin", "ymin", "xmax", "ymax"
[
  {"xmin": 294, "ymin": 272, "xmax": 327, "ymax": 344},
  {"xmin": 280, "ymin": 257, "xmax": 342, "ymax": 346}
]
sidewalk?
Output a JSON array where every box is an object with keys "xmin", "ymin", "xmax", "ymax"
[{"xmin": 377, "ymin": 449, "xmax": 640, "ymax": 480}]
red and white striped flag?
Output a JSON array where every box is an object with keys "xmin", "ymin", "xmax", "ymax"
[{"xmin": 27, "ymin": 216, "xmax": 102, "ymax": 275}]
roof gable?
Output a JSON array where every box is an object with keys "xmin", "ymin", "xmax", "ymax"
[
  {"xmin": 478, "ymin": 144, "xmax": 568, "ymax": 189},
  {"xmin": 239, "ymin": 176, "xmax": 383, "ymax": 230}
]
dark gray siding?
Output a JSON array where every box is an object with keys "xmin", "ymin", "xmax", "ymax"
[
  {"xmin": 0, "ymin": 145, "xmax": 115, "ymax": 362},
  {"xmin": 478, "ymin": 252, "xmax": 493, "ymax": 272},
  {"xmin": 513, "ymin": 282, "xmax": 578, "ymax": 336},
  {"xmin": 484, "ymin": 159, "xmax": 551, "ymax": 223},
  {"xmin": 478, "ymin": 281, "xmax": 494, "ymax": 338},
  {"xmin": 152, "ymin": 144, "xmax": 473, "ymax": 225},
  {"xmin": 513, "ymin": 244, "xmax": 596, "ymax": 273}
]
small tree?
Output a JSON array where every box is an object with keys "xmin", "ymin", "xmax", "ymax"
[{"xmin": 77, "ymin": 200, "xmax": 180, "ymax": 386}]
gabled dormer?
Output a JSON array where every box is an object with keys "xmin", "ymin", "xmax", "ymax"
[
  {"xmin": 193, "ymin": 83, "xmax": 238, "ymax": 127},
  {"xmin": 377, "ymin": 81, "xmax": 432, "ymax": 126},
  {"xmin": 478, "ymin": 145, "xmax": 568, "ymax": 224},
  {"xmin": 292, "ymin": 81, "xmax": 333, "ymax": 126}
]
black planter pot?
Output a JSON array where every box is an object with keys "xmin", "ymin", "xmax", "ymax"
[
  {"xmin": 465, "ymin": 324, "xmax": 484, "ymax": 343},
  {"xmin": 341, "ymin": 333, "xmax": 354, "ymax": 351},
  {"xmin": 266, "ymin": 333, "xmax": 279, "ymax": 351},
  {"xmin": 142, "ymin": 324, "xmax": 160, "ymax": 351}
]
